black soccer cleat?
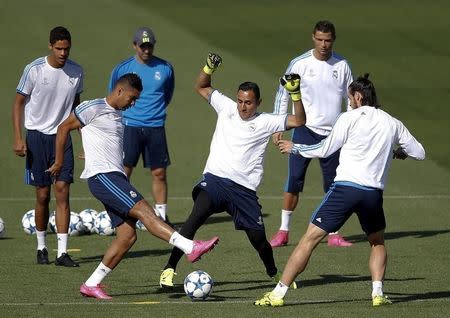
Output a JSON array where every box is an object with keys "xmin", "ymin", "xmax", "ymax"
[
  {"xmin": 55, "ymin": 253, "xmax": 80, "ymax": 267},
  {"xmin": 37, "ymin": 248, "xmax": 50, "ymax": 265}
]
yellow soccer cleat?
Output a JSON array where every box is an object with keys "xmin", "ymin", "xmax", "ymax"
[
  {"xmin": 159, "ymin": 268, "xmax": 176, "ymax": 288},
  {"xmin": 372, "ymin": 295, "xmax": 392, "ymax": 306},
  {"xmin": 254, "ymin": 292, "xmax": 284, "ymax": 307}
]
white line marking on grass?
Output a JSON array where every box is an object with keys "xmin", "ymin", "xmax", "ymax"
[
  {"xmin": 1, "ymin": 297, "xmax": 449, "ymax": 306},
  {"xmin": 1, "ymin": 194, "xmax": 449, "ymax": 202}
]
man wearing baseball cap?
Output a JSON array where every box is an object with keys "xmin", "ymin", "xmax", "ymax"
[{"xmin": 108, "ymin": 27, "xmax": 174, "ymax": 226}]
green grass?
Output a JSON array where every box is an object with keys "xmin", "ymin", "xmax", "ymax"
[{"xmin": 1, "ymin": 0, "xmax": 450, "ymax": 317}]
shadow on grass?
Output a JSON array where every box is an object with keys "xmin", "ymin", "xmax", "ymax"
[
  {"xmin": 212, "ymin": 275, "xmax": 423, "ymax": 293},
  {"xmin": 300, "ymin": 274, "xmax": 423, "ymax": 288},
  {"xmin": 77, "ymin": 248, "xmax": 173, "ymax": 264},
  {"xmin": 281, "ymin": 290, "xmax": 450, "ymax": 307},
  {"xmin": 328, "ymin": 229, "xmax": 450, "ymax": 244},
  {"xmin": 388, "ymin": 290, "xmax": 450, "ymax": 303}
]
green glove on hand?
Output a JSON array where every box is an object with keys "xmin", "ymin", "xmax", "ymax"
[
  {"xmin": 280, "ymin": 74, "xmax": 301, "ymax": 101},
  {"xmin": 203, "ymin": 53, "xmax": 222, "ymax": 75}
]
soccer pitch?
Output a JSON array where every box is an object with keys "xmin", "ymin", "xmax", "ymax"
[{"xmin": 1, "ymin": 1, "xmax": 450, "ymax": 317}]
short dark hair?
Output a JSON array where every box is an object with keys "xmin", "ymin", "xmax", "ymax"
[
  {"xmin": 348, "ymin": 73, "xmax": 381, "ymax": 108},
  {"xmin": 116, "ymin": 73, "xmax": 143, "ymax": 92},
  {"xmin": 313, "ymin": 20, "xmax": 336, "ymax": 40},
  {"xmin": 49, "ymin": 26, "xmax": 71, "ymax": 45},
  {"xmin": 238, "ymin": 82, "xmax": 261, "ymax": 100}
]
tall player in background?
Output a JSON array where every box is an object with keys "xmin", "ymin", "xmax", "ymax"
[
  {"xmin": 270, "ymin": 20, "xmax": 354, "ymax": 248},
  {"xmin": 12, "ymin": 26, "xmax": 83, "ymax": 267},
  {"xmin": 108, "ymin": 27, "xmax": 174, "ymax": 224}
]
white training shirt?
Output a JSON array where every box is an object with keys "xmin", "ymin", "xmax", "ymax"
[
  {"xmin": 16, "ymin": 56, "xmax": 83, "ymax": 135},
  {"xmin": 204, "ymin": 90, "xmax": 288, "ymax": 191},
  {"xmin": 292, "ymin": 106, "xmax": 425, "ymax": 189},
  {"xmin": 74, "ymin": 98, "xmax": 125, "ymax": 179},
  {"xmin": 273, "ymin": 49, "xmax": 353, "ymax": 136}
]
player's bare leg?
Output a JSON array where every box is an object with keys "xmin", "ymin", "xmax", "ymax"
[
  {"xmin": 101, "ymin": 220, "xmax": 137, "ymax": 269},
  {"xmin": 255, "ymin": 224, "xmax": 326, "ymax": 306},
  {"xmin": 367, "ymin": 230, "xmax": 391, "ymax": 305},
  {"xmin": 129, "ymin": 199, "xmax": 173, "ymax": 241},
  {"xmin": 81, "ymin": 221, "xmax": 137, "ymax": 300},
  {"xmin": 151, "ymin": 167, "xmax": 168, "ymax": 221},
  {"xmin": 279, "ymin": 223, "xmax": 327, "ymax": 286},
  {"xmin": 368, "ymin": 230, "xmax": 386, "ymax": 281},
  {"xmin": 54, "ymin": 181, "xmax": 70, "ymax": 235},
  {"xmin": 34, "ymin": 186, "xmax": 51, "ymax": 232}
]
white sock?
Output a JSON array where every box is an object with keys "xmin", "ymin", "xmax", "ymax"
[
  {"xmin": 57, "ymin": 233, "xmax": 68, "ymax": 257},
  {"xmin": 372, "ymin": 280, "xmax": 383, "ymax": 297},
  {"xmin": 36, "ymin": 230, "xmax": 47, "ymax": 251},
  {"xmin": 169, "ymin": 232, "xmax": 193, "ymax": 254},
  {"xmin": 329, "ymin": 232, "xmax": 339, "ymax": 236},
  {"xmin": 279, "ymin": 210, "xmax": 292, "ymax": 231},
  {"xmin": 155, "ymin": 204, "xmax": 167, "ymax": 221},
  {"xmin": 272, "ymin": 281, "xmax": 289, "ymax": 298},
  {"xmin": 85, "ymin": 262, "xmax": 112, "ymax": 287}
]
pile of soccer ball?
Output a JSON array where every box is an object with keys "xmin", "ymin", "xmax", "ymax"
[
  {"xmin": 22, "ymin": 209, "xmax": 113, "ymax": 236},
  {"xmin": 21, "ymin": 209, "xmax": 153, "ymax": 236}
]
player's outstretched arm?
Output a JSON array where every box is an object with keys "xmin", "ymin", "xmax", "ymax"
[
  {"xmin": 195, "ymin": 53, "xmax": 222, "ymax": 101},
  {"xmin": 282, "ymin": 74, "xmax": 306, "ymax": 129}
]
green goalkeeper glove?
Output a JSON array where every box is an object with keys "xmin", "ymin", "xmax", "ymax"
[
  {"xmin": 203, "ymin": 53, "xmax": 222, "ymax": 75},
  {"xmin": 280, "ymin": 74, "xmax": 301, "ymax": 101}
]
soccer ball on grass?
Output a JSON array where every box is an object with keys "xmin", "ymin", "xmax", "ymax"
[
  {"xmin": 79, "ymin": 209, "xmax": 98, "ymax": 234},
  {"xmin": 184, "ymin": 270, "xmax": 213, "ymax": 300},
  {"xmin": 22, "ymin": 209, "xmax": 36, "ymax": 235},
  {"xmin": 94, "ymin": 211, "xmax": 115, "ymax": 236}
]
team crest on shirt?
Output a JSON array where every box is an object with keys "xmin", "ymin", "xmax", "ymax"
[
  {"xmin": 248, "ymin": 123, "xmax": 256, "ymax": 132},
  {"xmin": 42, "ymin": 77, "xmax": 50, "ymax": 85},
  {"xmin": 129, "ymin": 191, "xmax": 137, "ymax": 198},
  {"xmin": 154, "ymin": 71, "xmax": 161, "ymax": 81},
  {"xmin": 308, "ymin": 69, "xmax": 315, "ymax": 77},
  {"xmin": 332, "ymin": 70, "xmax": 338, "ymax": 79}
]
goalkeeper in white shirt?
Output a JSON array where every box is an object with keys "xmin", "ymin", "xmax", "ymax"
[
  {"xmin": 255, "ymin": 74, "xmax": 425, "ymax": 307},
  {"xmin": 159, "ymin": 53, "xmax": 306, "ymax": 288}
]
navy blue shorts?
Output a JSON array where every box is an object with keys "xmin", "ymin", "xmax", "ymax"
[
  {"xmin": 123, "ymin": 126, "xmax": 171, "ymax": 169},
  {"xmin": 88, "ymin": 172, "xmax": 144, "ymax": 227},
  {"xmin": 25, "ymin": 130, "xmax": 74, "ymax": 186},
  {"xmin": 192, "ymin": 173, "xmax": 265, "ymax": 231},
  {"xmin": 310, "ymin": 181, "xmax": 386, "ymax": 235},
  {"xmin": 284, "ymin": 126, "xmax": 340, "ymax": 193}
]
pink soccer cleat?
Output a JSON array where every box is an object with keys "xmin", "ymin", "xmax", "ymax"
[
  {"xmin": 269, "ymin": 230, "xmax": 289, "ymax": 248},
  {"xmin": 327, "ymin": 233, "xmax": 353, "ymax": 247},
  {"xmin": 80, "ymin": 283, "xmax": 112, "ymax": 300},
  {"xmin": 186, "ymin": 236, "xmax": 219, "ymax": 263}
]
